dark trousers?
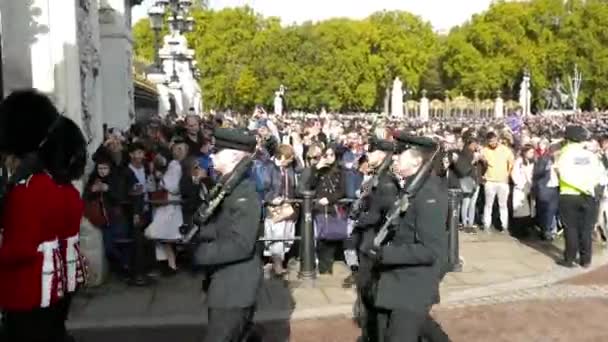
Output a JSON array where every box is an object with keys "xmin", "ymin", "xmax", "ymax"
[
  {"xmin": 102, "ymin": 221, "xmax": 130, "ymax": 270},
  {"xmin": 560, "ymin": 195, "xmax": 597, "ymax": 265},
  {"xmin": 375, "ymin": 308, "xmax": 449, "ymax": 342},
  {"xmin": 55, "ymin": 295, "xmax": 73, "ymax": 340},
  {"xmin": 205, "ymin": 307, "xmax": 255, "ymax": 342},
  {"xmin": 420, "ymin": 316, "xmax": 451, "ymax": 342},
  {"xmin": 317, "ymin": 240, "xmax": 340, "ymax": 274},
  {"xmin": 1, "ymin": 304, "xmax": 63, "ymax": 342},
  {"xmin": 536, "ymin": 189, "xmax": 560, "ymax": 234},
  {"xmin": 358, "ymin": 286, "xmax": 377, "ymax": 341}
]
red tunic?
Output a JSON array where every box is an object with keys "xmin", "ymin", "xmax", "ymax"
[
  {"xmin": 0, "ymin": 173, "xmax": 67, "ymax": 311},
  {"xmin": 57, "ymin": 183, "xmax": 87, "ymax": 293}
]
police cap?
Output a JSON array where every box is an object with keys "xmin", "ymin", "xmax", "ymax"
[
  {"xmin": 565, "ymin": 125, "xmax": 589, "ymax": 143},
  {"xmin": 213, "ymin": 128, "xmax": 257, "ymax": 153}
]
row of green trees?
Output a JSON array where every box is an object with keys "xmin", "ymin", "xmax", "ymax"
[{"xmin": 133, "ymin": 0, "xmax": 608, "ymax": 112}]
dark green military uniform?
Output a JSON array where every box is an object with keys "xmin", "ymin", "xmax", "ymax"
[
  {"xmin": 353, "ymin": 172, "xmax": 400, "ymax": 341},
  {"xmin": 372, "ymin": 174, "xmax": 448, "ymax": 342},
  {"xmin": 193, "ymin": 128, "xmax": 262, "ymax": 342},
  {"xmin": 361, "ymin": 133, "xmax": 450, "ymax": 342}
]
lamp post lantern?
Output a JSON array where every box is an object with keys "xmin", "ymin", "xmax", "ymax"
[
  {"xmin": 147, "ymin": 0, "xmax": 201, "ymax": 117},
  {"xmin": 147, "ymin": 6, "xmax": 164, "ymax": 70}
]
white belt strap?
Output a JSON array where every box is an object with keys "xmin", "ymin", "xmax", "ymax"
[
  {"xmin": 66, "ymin": 234, "xmax": 79, "ymax": 292},
  {"xmin": 37, "ymin": 239, "xmax": 59, "ymax": 308}
]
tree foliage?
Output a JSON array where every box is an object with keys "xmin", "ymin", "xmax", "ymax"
[
  {"xmin": 132, "ymin": 0, "xmax": 608, "ymax": 111},
  {"xmin": 441, "ymin": 0, "xmax": 608, "ymax": 109}
]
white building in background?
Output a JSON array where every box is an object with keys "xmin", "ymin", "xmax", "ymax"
[
  {"xmin": 145, "ymin": 1, "xmax": 202, "ymax": 118},
  {"xmin": 155, "ymin": 34, "xmax": 202, "ymax": 116},
  {"xmin": 0, "ymin": 0, "xmax": 141, "ymax": 140}
]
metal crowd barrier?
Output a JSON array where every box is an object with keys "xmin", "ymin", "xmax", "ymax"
[{"xmin": 123, "ymin": 192, "xmax": 460, "ymax": 286}]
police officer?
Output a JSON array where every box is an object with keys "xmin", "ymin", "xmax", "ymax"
[
  {"xmin": 557, "ymin": 125, "xmax": 604, "ymax": 268},
  {"xmin": 350, "ymin": 139, "xmax": 400, "ymax": 342},
  {"xmin": 360, "ymin": 133, "xmax": 450, "ymax": 342},
  {"xmin": 192, "ymin": 128, "xmax": 262, "ymax": 342}
]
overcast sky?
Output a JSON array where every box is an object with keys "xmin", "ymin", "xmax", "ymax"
[{"xmin": 132, "ymin": 0, "xmax": 493, "ymax": 32}]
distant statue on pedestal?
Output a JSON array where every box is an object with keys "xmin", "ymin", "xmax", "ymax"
[
  {"xmin": 274, "ymin": 84, "xmax": 285, "ymax": 115},
  {"xmin": 541, "ymin": 78, "xmax": 570, "ymax": 110},
  {"xmin": 518, "ymin": 70, "xmax": 531, "ymax": 116},
  {"xmin": 391, "ymin": 77, "xmax": 404, "ymax": 118}
]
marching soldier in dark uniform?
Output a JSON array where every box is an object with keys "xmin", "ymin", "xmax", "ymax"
[
  {"xmin": 360, "ymin": 132, "xmax": 450, "ymax": 342},
  {"xmin": 192, "ymin": 128, "xmax": 262, "ymax": 342},
  {"xmin": 349, "ymin": 139, "xmax": 400, "ymax": 342}
]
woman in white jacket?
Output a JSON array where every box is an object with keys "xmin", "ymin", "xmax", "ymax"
[
  {"xmin": 145, "ymin": 139, "xmax": 188, "ymax": 275},
  {"xmin": 511, "ymin": 144, "xmax": 536, "ymax": 237}
]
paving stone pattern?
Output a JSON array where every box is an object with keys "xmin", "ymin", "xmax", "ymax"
[{"xmin": 69, "ymin": 232, "xmax": 608, "ymax": 342}]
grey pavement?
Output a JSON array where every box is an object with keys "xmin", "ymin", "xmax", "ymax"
[{"xmin": 68, "ymin": 231, "xmax": 608, "ymax": 330}]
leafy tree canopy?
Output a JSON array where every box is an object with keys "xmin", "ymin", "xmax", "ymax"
[{"xmin": 133, "ymin": 0, "xmax": 608, "ymax": 111}]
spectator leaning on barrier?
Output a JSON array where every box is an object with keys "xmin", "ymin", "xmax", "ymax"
[
  {"xmin": 84, "ymin": 150, "xmax": 130, "ymax": 277},
  {"xmin": 454, "ymin": 137, "xmax": 485, "ymax": 230},
  {"xmin": 309, "ymin": 144, "xmax": 346, "ymax": 275},
  {"xmin": 263, "ymin": 144, "xmax": 298, "ymax": 277},
  {"xmin": 145, "ymin": 137, "xmax": 189, "ymax": 276},
  {"xmin": 532, "ymin": 140, "xmax": 560, "ymax": 241},
  {"xmin": 510, "ymin": 144, "xmax": 536, "ymax": 238}
]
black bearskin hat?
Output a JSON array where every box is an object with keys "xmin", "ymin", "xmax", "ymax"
[
  {"xmin": 38, "ymin": 116, "xmax": 87, "ymax": 184},
  {"xmin": 0, "ymin": 89, "xmax": 87, "ymax": 183},
  {"xmin": 0, "ymin": 89, "xmax": 60, "ymax": 156}
]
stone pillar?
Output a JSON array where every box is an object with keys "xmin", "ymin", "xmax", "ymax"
[
  {"xmin": 419, "ymin": 89, "xmax": 430, "ymax": 123},
  {"xmin": 495, "ymin": 91, "xmax": 504, "ymax": 119},
  {"xmin": 383, "ymin": 87, "xmax": 390, "ymax": 115},
  {"xmin": 77, "ymin": 0, "xmax": 104, "ymax": 153},
  {"xmin": 444, "ymin": 90, "xmax": 450, "ymax": 119},
  {"xmin": 77, "ymin": 1, "xmax": 106, "ymax": 287},
  {"xmin": 99, "ymin": 0, "xmax": 135, "ymax": 129}
]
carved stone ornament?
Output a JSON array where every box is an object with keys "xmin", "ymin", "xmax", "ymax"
[{"xmin": 77, "ymin": 0, "xmax": 101, "ymax": 145}]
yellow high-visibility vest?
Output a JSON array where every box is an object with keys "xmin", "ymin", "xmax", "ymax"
[{"xmin": 557, "ymin": 143, "xmax": 601, "ymax": 196}]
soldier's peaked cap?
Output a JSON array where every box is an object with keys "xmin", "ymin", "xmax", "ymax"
[
  {"xmin": 214, "ymin": 128, "xmax": 257, "ymax": 153},
  {"xmin": 393, "ymin": 130, "xmax": 437, "ymax": 153},
  {"xmin": 368, "ymin": 137, "xmax": 395, "ymax": 153}
]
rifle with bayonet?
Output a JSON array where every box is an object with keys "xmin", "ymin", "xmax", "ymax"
[
  {"xmin": 373, "ymin": 144, "xmax": 441, "ymax": 248},
  {"xmin": 182, "ymin": 155, "xmax": 254, "ymax": 243},
  {"xmin": 349, "ymin": 152, "xmax": 393, "ymax": 221}
]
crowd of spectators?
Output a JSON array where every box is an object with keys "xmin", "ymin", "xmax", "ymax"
[{"xmin": 85, "ymin": 108, "xmax": 608, "ymax": 284}]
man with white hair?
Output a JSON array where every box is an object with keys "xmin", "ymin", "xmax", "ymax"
[{"xmin": 192, "ymin": 128, "xmax": 262, "ymax": 342}]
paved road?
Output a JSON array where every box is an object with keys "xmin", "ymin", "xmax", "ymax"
[
  {"xmin": 73, "ymin": 297, "xmax": 608, "ymax": 342},
  {"xmin": 72, "ymin": 266, "xmax": 608, "ymax": 342}
]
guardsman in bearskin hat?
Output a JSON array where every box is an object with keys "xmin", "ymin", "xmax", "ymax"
[
  {"xmin": 0, "ymin": 89, "xmax": 87, "ymax": 342},
  {"xmin": 192, "ymin": 128, "xmax": 262, "ymax": 342}
]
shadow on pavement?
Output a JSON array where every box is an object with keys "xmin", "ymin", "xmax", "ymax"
[{"xmin": 69, "ymin": 274, "xmax": 295, "ymax": 342}]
